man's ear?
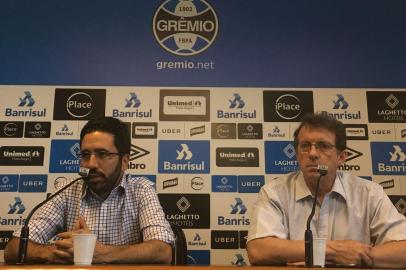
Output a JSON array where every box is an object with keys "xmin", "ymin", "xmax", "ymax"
[
  {"xmin": 121, "ymin": 154, "xmax": 130, "ymax": 171},
  {"xmin": 337, "ymin": 149, "xmax": 347, "ymax": 166}
]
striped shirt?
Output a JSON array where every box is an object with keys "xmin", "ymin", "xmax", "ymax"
[{"xmin": 14, "ymin": 174, "xmax": 174, "ymax": 246}]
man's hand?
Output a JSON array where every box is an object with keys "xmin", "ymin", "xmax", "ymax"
[
  {"xmin": 326, "ymin": 240, "xmax": 373, "ymax": 266},
  {"xmin": 53, "ymin": 216, "xmax": 93, "ymax": 263}
]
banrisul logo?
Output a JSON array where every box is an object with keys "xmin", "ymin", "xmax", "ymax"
[
  {"xmin": 112, "ymin": 92, "xmax": 152, "ymax": 118},
  {"xmin": 158, "ymin": 140, "xmax": 210, "ymax": 173},
  {"xmin": 218, "ymin": 198, "xmax": 250, "ymax": 226},
  {"xmin": 322, "ymin": 94, "xmax": 361, "ymax": 120},
  {"xmin": 371, "ymin": 142, "xmax": 406, "ymax": 175},
  {"xmin": 153, "ymin": 0, "xmax": 218, "ymax": 56},
  {"xmin": 4, "ymin": 91, "xmax": 46, "ymax": 117},
  {"xmin": 265, "ymin": 141, "xmax": 299, "ymax": 174},
  {"xmin": 217, "ymin": 93, "xmax": 257, "ymax": 119},
  {"xmin": 49, "ymin": 140, "xmax": 80, "ymax": 173}
]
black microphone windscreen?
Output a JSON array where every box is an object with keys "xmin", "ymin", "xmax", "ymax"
[
  {"xmin": 317, "ymin": 165, "xmax": 328, "ymax": 176},
  {"xmin": 78, "ymin": 167, "xmax": 90, "ymax": 177}
]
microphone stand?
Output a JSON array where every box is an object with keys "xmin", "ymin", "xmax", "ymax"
[
  {"xmin": 305, "ymin": 165, "xmax": 328, "ymax": 267},
  {"xmin": 17, "ymin": 168, "xmax": 89, "ymax": 264}
]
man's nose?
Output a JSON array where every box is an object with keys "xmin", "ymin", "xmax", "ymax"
[{"xmin": 308, "ymin": 145, "xmax": 319, "ymax": 159}]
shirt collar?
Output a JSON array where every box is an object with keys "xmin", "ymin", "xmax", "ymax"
[{"xmin": 295, "ymin": 171, "xmax": 347, "ymax": 202}]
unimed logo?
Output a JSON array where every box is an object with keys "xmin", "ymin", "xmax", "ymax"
[
  {"xmin": 0, "ymin": 146, "xmax": 44, "ymax": 166},
  {"xmin": 158, "ymin": 140, "xmax": 210, "ymax": 173},
  {"xmin": 371, "ymin": 142, "xmax": 406, "ymax": 175},
  {"xmin": 159, "ymin": 90, "xmax": 210, "ymax": 121},
  {"xmin": 53, "ymin": 88, "xmax": 106, "ymax": 120},
  {"xmin": 345, "ymin": 124, "xmax": 369, "ymax": 140},
  {"xmin": 216, "ymin": 148, "xmax": 259, "ymax": 167}
]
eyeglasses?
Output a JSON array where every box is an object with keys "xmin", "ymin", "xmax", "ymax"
[
  {"xmin": 78, "ymin": 150, "xmax": 120, "ymax": 161},
  {"xmin": 298, "ymin": 141, "xmax": 336, "ymax": 153}
]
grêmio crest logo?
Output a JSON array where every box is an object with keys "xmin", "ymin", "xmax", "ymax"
[
  {"xmin": 371, "ymin": 142, "xmax": 406, "ymax": 175},
  {"xmin": 153, "ymin": 0, "xmax": 218, "ymax": 56},
  {"xmin": 158, "ymin": 140, "xmax": 210, "ymax": 173},
  {"xmin": 53, "ymin": 88, "xmax": 106, "ymax": 120},
  {"xmin": 263, "ymin": 91, "xmax": 314, "ymax": 122}
]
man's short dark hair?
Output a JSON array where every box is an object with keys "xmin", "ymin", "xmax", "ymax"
[
  {"xmin": 80, "ymin": 116, "xmax": 131, "ymax": 155},
  {"xmin": 293, "ymin": 113, "xmax": 346, "ymax": 152}
]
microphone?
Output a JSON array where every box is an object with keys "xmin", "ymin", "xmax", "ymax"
[
  {"xmin": 304, "ymin": 165, "xmax": 328, "ymax": 267},
  {"xmin": 17, "ymin": 167, "xmax": 90, "ymax": 264}
]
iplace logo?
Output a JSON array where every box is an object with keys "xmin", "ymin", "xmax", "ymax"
[
  {"xmin": 211, "ymin": 123, "xmax": 236, "ymax": 139},
  {"xmin": 0, "ymin": 121, "xmax": 24, "ymax": 138},
  {"xmin": 367, "ymin": 91, "xmax": 406, "ymax": 123},
  {"xmin": 159, "ymin": 90, "xmax": 210, "ymax": 121},
  {"xmin": 153, "ymin": 0, "xmax": 218, "ymax": 56},
  {"xmin": 53, "ymin": 88, "xmax": 106, "ymax": 120},
  {"xmin": 263, "ymin": 91, "xmax": 314, "ymax": 122}
]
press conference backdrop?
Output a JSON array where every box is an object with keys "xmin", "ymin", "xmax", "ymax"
[{"xmin": 1, "ymin": 0, "xmax": 406, "ymax": 266}]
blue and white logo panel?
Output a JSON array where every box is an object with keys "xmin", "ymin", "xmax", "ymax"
[
  {"xmin": 49, "ymin": 140, "xmax": 81, "ymax": 173},
  {"xmin": 212, "ymin": 175, "xmax": 237, "ymax": 192},
  {"xmin": 0, "ymin": 175, "xmax": 19, "ymax": 192},
  {"xmin": 158, "ymin": 140, "xmax": 210, "ymax": 174},
  {"xmin": 265, "ymin": 141, "xmax": 299, "ymax": 174},
  {"xmin": 238, "ymin": 175, "xmax": 264, "ymax": 193},
  {"xmin": 371, "ymin": 142, "xmax": 406, "ymax": 175},
  {"xmin": 19, "ymin": 175, "xmax": 47, "ymax": 192}
]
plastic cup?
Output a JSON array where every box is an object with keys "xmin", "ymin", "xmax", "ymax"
[
  {"xmin": 73, "ymin": 233, "xmax": 97, "ymax": 265},
  {"xmin": 313, "ymin": 237, "xmax": 327, "ymax": 267}
]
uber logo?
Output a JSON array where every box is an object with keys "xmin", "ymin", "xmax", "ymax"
[
  {"xmin": 0, "ymin": 231, "xmax": 14, "ymax": 250},
  {"xmin": 211, "ymin": 230, "xmax": 239, "ymax": 249},
  {"xmin": 53, "ymin": 88, "xmax": 106, "ymax": 120}
]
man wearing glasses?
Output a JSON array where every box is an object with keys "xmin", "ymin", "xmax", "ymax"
[
  {"xmin": 247, "ymin": 113, "xmax": 406, "ymax": 268},
  {"xmin": 5, "ymin": 116, "xmax": 174, "ymax": 264}
]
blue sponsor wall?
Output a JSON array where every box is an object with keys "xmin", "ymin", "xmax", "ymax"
[{"xmin": 1, "ymin": 0, "xmax": 406, "ymax": 265}]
